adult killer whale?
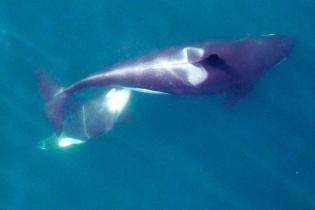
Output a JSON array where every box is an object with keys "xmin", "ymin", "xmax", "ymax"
[{"xmin": 37, "ymin": 34, "xmax": 294, "ymax": 137}]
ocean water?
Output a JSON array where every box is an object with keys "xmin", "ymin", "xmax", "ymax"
[{"xmin": 0, "ymin": 0, "xmax": 315, "ymax": 209}]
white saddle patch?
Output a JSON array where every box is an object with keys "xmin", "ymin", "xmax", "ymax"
[
  {"xmin": 182, "ymin": 47, "xmax": 204, "ymax": 62},
  {"xmin": 184, "ymin": 64, "xmax": 208, "ymax": 86}
]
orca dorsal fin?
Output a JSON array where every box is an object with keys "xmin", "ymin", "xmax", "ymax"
[
  {"xmin": 197, "ymin": 53, "xmax": 239, "ymax": 77},
  {"xmin": 201, "ymin": 54, "xmax": 226, "ymax": 68}
]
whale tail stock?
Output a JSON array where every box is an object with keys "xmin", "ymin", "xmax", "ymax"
[{"xmin": 36, "ymin": 70, "xmax": 67, "ymax": 135}]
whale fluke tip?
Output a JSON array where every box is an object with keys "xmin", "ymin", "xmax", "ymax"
[{"xmin": 37, "ymin": 70, "xmax": 67, "ymax": 135}]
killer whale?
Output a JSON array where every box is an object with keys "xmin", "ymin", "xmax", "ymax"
[{"xmin": 37, "ymin": 34, "xmax": 294, "ymax": 137}]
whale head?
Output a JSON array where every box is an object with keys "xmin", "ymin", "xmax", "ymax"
[
  {"xmin": 225, "ymin": 34, "xmax": 294, "ymax": 81},
  {"xmin": 199, "ymin": 34, "xmax": 294, "ymax": 83}
]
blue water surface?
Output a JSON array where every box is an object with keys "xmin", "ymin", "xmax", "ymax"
[{"xmin": 0, "ymin": 0, "xmax": 315, "ymax": 209}]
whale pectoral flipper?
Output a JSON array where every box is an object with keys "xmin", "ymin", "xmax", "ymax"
[
  {"xmin": 224, "ymin": 82, "xmax": 254, "ymax": 105},
  {"xmin": 63, "ymin": 96, "xmax": 118, "ymax": 140},
  {"xmin": 37, "ymin": 70, "xmax": 68, "ymax": 134}
]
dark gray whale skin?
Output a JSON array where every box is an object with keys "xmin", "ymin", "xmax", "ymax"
[
  {"xmin": 63, "ymin": 34, "xmax": 293, "ymax": 95},
  {"xmin": 37, "ymin": 34, "xmax": 294, "ymax": 135}
]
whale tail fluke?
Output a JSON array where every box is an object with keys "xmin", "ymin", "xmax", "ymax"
[{"xmin": 37, "ymin": 70, "xmax": 67, "ymax": 135}]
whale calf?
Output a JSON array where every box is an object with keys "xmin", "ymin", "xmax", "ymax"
[{"xmin": 37, "ymin": 34, "xmax": 294, "ymax": 138}]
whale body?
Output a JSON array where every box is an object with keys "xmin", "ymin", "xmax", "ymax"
[{"xmin": 37, "ymin": 34, "xmax": 294, "ymax": 137}]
